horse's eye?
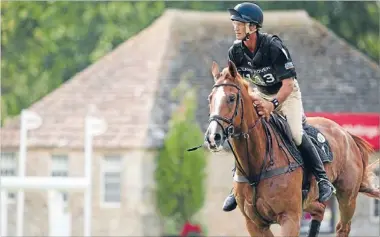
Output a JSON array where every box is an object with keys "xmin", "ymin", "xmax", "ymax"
[{"xmin": 228, "ymin": 95, "xmax": 236, "ymax": 103}]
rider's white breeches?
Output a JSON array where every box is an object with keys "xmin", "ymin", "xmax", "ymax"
[{"xmin": 253, "ymin": 79, "xmax": 304, "ymax": 146}]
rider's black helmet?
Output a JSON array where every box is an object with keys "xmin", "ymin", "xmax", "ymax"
[{"xmin": 228, "ymin": 2, "xmax": 263, "ymax": 28}]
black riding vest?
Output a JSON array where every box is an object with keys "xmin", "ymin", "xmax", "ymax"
[{"xmin": 228, "ymin": 32, "xmax": 297, "ymax": 94}]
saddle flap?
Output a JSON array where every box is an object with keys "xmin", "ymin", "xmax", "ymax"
[
  {"xmin": 303, "ymin": 123, "xmax": 333, "ymax": 163},
  {"xmin": 268, "ymin": 113, "xmax": 334, "ymax": 164},
  {"xmin": 269, "ymin": 112, "xmax": 293, "ymax": 140}
]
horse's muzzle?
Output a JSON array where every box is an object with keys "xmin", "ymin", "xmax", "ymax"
[{"xmin": 206, "ymin": 125, "xmax": 224, "ymax": 151}]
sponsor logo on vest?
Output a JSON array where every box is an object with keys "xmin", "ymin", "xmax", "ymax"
[
  {"xmin": 239, "ymin": 67, "xmax": 253, "ymax": 73},
  {"xmin": 253, "ymin": 66, "xmax": 271, "ymax": 74},
  {"xmin": 285, "ymin": 62, "xmax": 294, "ymax": 70}
]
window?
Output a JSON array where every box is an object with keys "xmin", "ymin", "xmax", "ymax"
[
  {"xmin": 51, "ymin": 154, "xmax": 69, "ymax": 202},
  {"xmin": 370, "ymin": 167, "xmax": 379, "ymax": 222},
  {"xmin": 101, "ymin": 155, "xmax": 122, "ymax": 206},
  {"xmin": 0, "ymin": 152, "xmax": 17, "ymax": 202}
]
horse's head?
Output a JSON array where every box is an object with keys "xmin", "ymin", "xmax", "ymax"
[{"xmin": 205, "ymin": 60, "xmax": 253, "ymax": 152}]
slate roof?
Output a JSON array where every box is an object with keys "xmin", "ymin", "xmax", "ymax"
[{"xmin": 1, "ymin": 9, "xmax": 379, "ymax": 149}]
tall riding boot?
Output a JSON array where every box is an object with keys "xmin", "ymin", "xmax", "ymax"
[
  {"xmin": 298, "ymin": 135, "xmax": 336, "ymax": 203},
  {"xmin": 222, "ymin": 189, "xmax": 237, "ymax": 212},
  {"xmin": 222, "ymin": 165, "xmax": 238, "ymax": 212}
]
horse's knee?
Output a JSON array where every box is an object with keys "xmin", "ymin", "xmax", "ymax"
[
  {"xmin": 278, "ymin": 213, "xmax": 301, "ymax": 236},
  {"xmin": 245, "ymin": 219, "xmax": 272, "ymax": 237},
  {"xmin": 336, "ymin": 221, "xmax": 351, "ymax": 237},
  {"xmin": 308, "ymin": 201, "xmax": 326, "ymax": 222}
]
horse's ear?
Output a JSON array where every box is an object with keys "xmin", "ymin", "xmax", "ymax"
[
  {"xmin": 211, "ymin": 61, "xmax": 220, "ymax": 82},
  {"xmin": 228, "ymin": 60, "xmax": 238, "ymax": 78}
]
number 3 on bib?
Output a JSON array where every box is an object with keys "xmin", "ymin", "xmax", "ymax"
[{"xmin": 263, "ymin": 73, "xmax": 275, "ymax": 83}]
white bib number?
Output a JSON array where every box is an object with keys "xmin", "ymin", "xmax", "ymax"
[{"xmin": 263, "ymin": 73, "xmax": 275, "ymax": 83}]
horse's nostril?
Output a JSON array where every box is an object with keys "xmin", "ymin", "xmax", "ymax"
[{"xmin": 214, "ymin": 133, "xmax": 222, "ymax": 142}]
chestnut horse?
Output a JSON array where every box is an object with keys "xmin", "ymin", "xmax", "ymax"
[{"xmin": 204, "ymin": 61, "xmax": 380, "ymax": 237}]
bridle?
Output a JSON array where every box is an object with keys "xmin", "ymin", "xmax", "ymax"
[
  {"xmin": 207, "ymin": 81, "xmax": 264, "ymax": 182},
  {"xmin": 208, "ymin": 82, "xmax": 261, "ymax": 142}
]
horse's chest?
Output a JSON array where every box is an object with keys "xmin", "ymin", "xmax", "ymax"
[
  {"xmin": 235, "ymin": 194, "xmax": 256, "ymax": 220},
  {"xmin": 234, "ymin": 182, "xmax": 285, "ymax": 222},
  {"xmin": 234, "ymin": 184, "xmax": 263, "ymax": 220}
]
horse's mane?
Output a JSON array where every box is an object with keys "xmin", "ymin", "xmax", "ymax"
[
  {"xmin": 220, "ymin": 67, "xmax": 250, "ymax": 93},
  {"xmin": 239, "ymin": 75, "xmax": 250, "ymax": 92}
]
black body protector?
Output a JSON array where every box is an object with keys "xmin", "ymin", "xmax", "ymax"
[{"xmin": 228, "ymin": 32, "xmax": 297, "ymax": 95}]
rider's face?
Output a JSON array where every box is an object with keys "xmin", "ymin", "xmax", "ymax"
[{"xmin": 232, "ymin": 20, "xmax": 246, "ymax": 40}]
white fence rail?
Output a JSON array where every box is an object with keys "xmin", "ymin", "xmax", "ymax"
[{"xmin": 0, "ymin": 110, "xmax": 107, "ymax": 237}]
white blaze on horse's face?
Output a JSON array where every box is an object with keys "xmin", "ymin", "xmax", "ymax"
[{"xmin": 207, "ymin": 86, "xmax": 226, "ymax": 151}]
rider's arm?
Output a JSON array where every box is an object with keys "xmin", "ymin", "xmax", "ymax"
[
  {"xmin": 271, "ymin": 40, "xmax": 297, "ymax": 104},
  {"xmin": 274, "ymin": 77, "xmax": 293, "ymax": 104}
]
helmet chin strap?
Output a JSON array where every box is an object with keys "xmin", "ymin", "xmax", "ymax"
[{"xmin": 243, "ymin": 23, "xmax": 256, "ymax": 41}]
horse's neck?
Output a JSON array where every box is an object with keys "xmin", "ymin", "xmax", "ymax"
[{"xmin": 233, "ymin": 98, "xmax": 267, "ymax": 177}]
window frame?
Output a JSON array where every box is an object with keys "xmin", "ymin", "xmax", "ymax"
[
  {"xmin": 100, "ymin": 155, "xmax": 122, "ymax": 208},
  {"xmin": 0, "ymin": 152, "xmax": 18, "ymax": 203},
  {"xmin": 50, "ymin": 154, "xmax": 69, "ymax": 204}
]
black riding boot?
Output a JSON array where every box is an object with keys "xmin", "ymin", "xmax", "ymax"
[
  {"xmin": 223, "ymin": 165, "xmax": 238, "ymax": 212},
  {"xmin": 222, "ymin": 189, "xmax": 237, "ymax": 212},
  {"xmin": 298, "ymin": 135, "xmax": 336, "ymax": 203}
]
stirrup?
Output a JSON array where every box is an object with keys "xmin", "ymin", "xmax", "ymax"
[{"xmin": 318, "ymin": 179, "xmax": 336, "ymax": 194}]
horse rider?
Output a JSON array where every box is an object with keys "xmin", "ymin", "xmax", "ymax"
[{"xmin": 222, "ymin": 2, "xmax": 336, "ymax": 212}]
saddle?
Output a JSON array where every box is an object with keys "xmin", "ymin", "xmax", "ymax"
[{"xmin": 268, "ymin": 112, "xmax": 334, "ymax": 200}]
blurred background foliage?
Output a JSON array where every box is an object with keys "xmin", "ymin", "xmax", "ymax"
[
  {"xmin": 1, "ymin": 1, "xmax": 379, "ymax": 125},
  {"xmin": 155, "ymin": 79, "xmax": 207, "ymax": 234}
]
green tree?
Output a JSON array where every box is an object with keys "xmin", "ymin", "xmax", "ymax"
[
  {"xmin": 1, "ymin": 1, "xmax": 165, "ymax": 124},
  {"xmin": 155, "ymin": 79, "xmax": 207, "ymax": 234}
]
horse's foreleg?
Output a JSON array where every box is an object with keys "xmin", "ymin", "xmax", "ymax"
[
  {"xmin": 278, "ymin": 212, "xmax": 301, "ymax": 237},
  {"xmin": 305, "ymin": 201, "xmax": 326, "ymax": 237},
  {"xmin": 245, "ymin": 217, "xmax": 274, "ymax": 237}
]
